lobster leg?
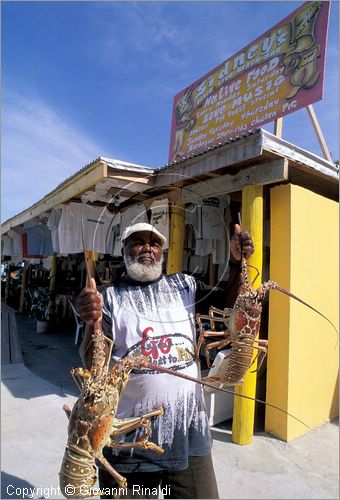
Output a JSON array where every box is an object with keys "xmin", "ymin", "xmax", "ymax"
[
  {"xmin": 109, "ymin": 411, "xmax": 164, "ymax": 454},
  {"xmin": 63, "ymin": 404, "xmax": 72, "ymax": 419},
  {"xmin": 110, "ymin": 420, "xmax": 164, "ymax": 455},
  {"xmin": 249, "ymin": 348, "xmax": 268, "ymax": 374},
  {"xmin": 110, "ymin": 438, "xmax": 164, "ymax": 454},
  {"xmin": 70, "ymin": 367, "xmax": 91, "ymax": 391},
  {"xmin": 110, "ymin": 407, "xmax": 164, "ymax": 436},
  {"xmin": 96, "ymin": 455, "xmax": 128, "ymax": 489}
]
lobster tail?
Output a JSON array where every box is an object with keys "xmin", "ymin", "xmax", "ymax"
[{"xmin": 59, "ymin": 446, "xmax": 97, "ymax": 499}]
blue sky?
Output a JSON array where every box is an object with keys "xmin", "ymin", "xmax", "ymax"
[{"xmin": 2, "ymin": 1, "xmax": 339, "ymax": 223}]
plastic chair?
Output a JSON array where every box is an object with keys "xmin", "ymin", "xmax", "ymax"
[{"xmin": 68, "ymin": 299, "xmax": 84, "ymax": 345}]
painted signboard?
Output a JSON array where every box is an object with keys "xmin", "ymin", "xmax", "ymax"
[{"xmin": 168, "ymin": 1, "xmax": 330, "ymax": 163}]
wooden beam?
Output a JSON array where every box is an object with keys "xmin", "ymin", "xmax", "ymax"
[
  {"xmin": 261, "ymin": 129, "xmax": 338, "ymax": 180},
  {"xmin": 181, "ymin": 159, "xmax": 288, "ymax": 203},
  {"xmin": 2, "ymin": 161, "xmax": 108, "ymax": 233},
  {"xmin": 105, "ymin": 174, "xmax": 154, "ymax": 191},
  {"xmin": 306, "ymin": 105, "xmax": 333, "ymax": 162},
  {"xmin": 154, "ymin": 133, "xmax": 263, "ymax": 188}
]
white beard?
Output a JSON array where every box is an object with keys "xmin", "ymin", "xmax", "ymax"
[{"xmin": 124, "ymin": 252, "xmax": 164, "ymax": 282}]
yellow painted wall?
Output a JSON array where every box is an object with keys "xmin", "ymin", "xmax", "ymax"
[{"xmin": 266, "ymin": 184, "xmax": 339, "ymax": 441}]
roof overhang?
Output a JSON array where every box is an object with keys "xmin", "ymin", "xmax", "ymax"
[{"xmin": 2, "ymin": 129, "xmax": 338, "ymax": 236}]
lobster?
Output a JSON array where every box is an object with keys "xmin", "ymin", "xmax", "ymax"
[
  {"xmin": 195, "ymin": 221, "xmax": 337, "ymax": 387},
  {"xmin": 59, "ymin": 214, "xmax": 336, "ymax": 499},
  {"xmin": 59, "ymin": 262, "xmax": 164, "ymax": 499}
]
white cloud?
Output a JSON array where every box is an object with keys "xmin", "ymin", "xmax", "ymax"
[{"xmin": 1, "ymin": 91, "xmax": 105, "ymax": 222}]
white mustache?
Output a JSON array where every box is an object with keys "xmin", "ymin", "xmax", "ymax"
[{"xmin": 137, "ymin": 253, "xmax": 155, "ymax": 263}]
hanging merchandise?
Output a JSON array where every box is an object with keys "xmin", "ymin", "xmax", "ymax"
[
  {"xmin": 201, "ymin": 197, "xmax": 226, "ymax": 240},
  {"xmin": 185, "ymin": 203, "xmax": 202, "ymax": 239},
  {"xmin": 150, "ymin": 199, "xmax": 169, "ymax": 249},
  {"xmin": 120, "ymin": 203, "xmax": 148, "ymax": 238},
  {"xmin": 47, "ymin": 208, "xmax": 62, "ymax": 253},
  {"xmin": 58, "ymin": 203, "xmax": 113, "ymax": 254},
  {"xmin": 187, "ymin": 254, "xmax": 209, "ymax": 277},
  {"xmin": 24, "ymin": 225, "xmax": 53, "ymax": 257},
  {"xmin": 2, "ymin": 234, "xmax": 13, "ymax": 256},
  {"xmin": 8, "ymin": 229, "xmax": 23, "ymax": 256},
  {"xmin": 184, "ymin": 195, "xmax": 232, "ymax": 273},
  {"xmin": 106, "ymin": 212, "xmax": 122, "ymax": 257}
]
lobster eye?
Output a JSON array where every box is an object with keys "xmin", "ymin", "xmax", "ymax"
[{"xmin": 248, "ymin": 307, "xmax": 260, "ymax": 318}]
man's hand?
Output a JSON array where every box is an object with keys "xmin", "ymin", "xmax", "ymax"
[
  {"xmin": 76, "ymin": 278, "xmax": 103, "ymax": 324},
  {"xmin": 230, "ymin": 224, "xmax": 254, "ymax": 262}
]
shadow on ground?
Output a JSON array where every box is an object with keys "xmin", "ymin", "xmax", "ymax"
[
  {"xmin": 1, "ymin": 471, "xmax": 37, "ymax": 499},
  {"xmin": 15, "ymin": 313, "xmax": 81, "ymax": 396}
]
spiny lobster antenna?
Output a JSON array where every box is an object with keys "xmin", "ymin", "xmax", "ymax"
[
  {"xmin": 80, "ymin": 204, "xmax": 93, "ymax": 289},
  {"xmin": 238, "ymin": 213, "xmax": 338, "ymax": 346},
  {"xmin": 237, "ymin": 212, "xmax": 243, "ymax": 253},
  {"xmin": 272, "ymin": 283, "xmax": 338, "ymax": 348},
  {"xmin": 237, "ymin": 212, "xmax": 253, "ymax": 287},
  {"xmin": 80, "ymin": 205, "xmax": 106, "ymax": 380}
]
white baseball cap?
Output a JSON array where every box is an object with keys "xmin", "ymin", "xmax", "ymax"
[{"xmin": 121, "ymin": 222, "xmax": 167, "ymax": 246}]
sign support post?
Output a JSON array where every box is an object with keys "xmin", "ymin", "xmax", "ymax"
[{"xmin": 306, "ymin": 105, "xmax": 333, "ymax": 162}]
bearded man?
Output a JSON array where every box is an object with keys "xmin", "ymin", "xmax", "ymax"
[{"xmin": 77, "ymin": 222, "xmax": 254, "ymax": 499}]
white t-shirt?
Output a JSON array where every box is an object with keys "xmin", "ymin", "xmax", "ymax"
[
  {"xmin": 58, "ymin": 203, "xmax": 113, "ymax": 254},
  {"xmin": 100, "ymin": 273, "xmax": 213, "ymax": 472},
  {"xmin": 149, "ymin": 199, "xmax": 169, "ymax": 249}
]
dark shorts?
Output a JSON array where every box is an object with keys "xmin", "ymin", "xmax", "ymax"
[{"xmin": 98, "ymin": 453, "xmax": 219, "ymax": 499}]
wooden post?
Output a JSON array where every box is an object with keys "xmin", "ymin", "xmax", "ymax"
[
  {"xmin": 5, "ymin": 263, "xmax": 11, "ymax": 304},
  {"xmin": 274, "ymin": 118, "xmax": 283, "ymax": 138},
  {"xmin": 232, "ymin": 184, "xmax": 263, "ymax": 445},
  {"xmin": 166, "ymin": 203, "xmax": 185, "ymax": 275},
  {"xmin": 19, "ymin": 261, "xmax": 29, "ymax": 313},
  {"xmin": 209, "ymin": 259, "xmax": 218, "ymax": 287},
  {"xmin": 47, "ymin": 255, "xmax": 57, "ymax": 321},
  {"xmin": 306, "ymin": 105, "xmax": 333, "ymax": 162}
]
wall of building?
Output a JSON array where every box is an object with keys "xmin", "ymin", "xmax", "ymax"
[{"xmin": 266, "ymin": 183, "xmax": 339, "ymax": 441}]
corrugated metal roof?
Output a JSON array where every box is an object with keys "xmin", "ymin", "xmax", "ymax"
[
  {"xmin": 102, "ymin": 157, "xmax": 155, "ymax": 173},
  {"xmin": 1, "ymin": 157, "xmax": 154, "ymax": 231},
  {"xmin": 156, "ymin": 129, "xmax": 262, "ymax": 171},
  {"xmin": 2, "ymin": 130, "xmax": 338, "ymax": 233},
  {"xmin": 51, "ymin": 156, "xmax": 153, "ymax": 194}
]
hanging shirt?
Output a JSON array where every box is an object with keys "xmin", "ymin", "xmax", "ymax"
[
  {"xmin": 120, "ymin": 204, "xmax": 148, "ymax": 240},
  {"xmin": 8, "ymin": 229, "xmax": 23, "ymax": 256},
  {"xmin": 58, "ymin": 203, "xmax": 113, "ymax": 254},
  {"xmin": 106, "ymin": 212, "xmax": 122, "ymax": 256},
  {"xmin": 47, "ymin": 208, "xmax": 62, "ymax": 254},
  {"xmin": 149, "ymin": 199, "xmax": 169, "ymax": 249},
  {"xmin": 100, "ymin": 273, "xmax": 226, "ymax": 473},
  {"xmin": 26, "ymin": 225, "xmax": 53, "ymax": 256},
  {"xmin": 2, "ymin": 235, "xmax": 13, "ymax": 256}
]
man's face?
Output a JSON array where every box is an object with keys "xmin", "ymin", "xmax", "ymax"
[
  {"xmin": 123, "ymin": 231, "xmax": 164, "ymax": 282},
  {"xmin": 124, "ymin": 231, "xmax": 163, "ymax": 264}
]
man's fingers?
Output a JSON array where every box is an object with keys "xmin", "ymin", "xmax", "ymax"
[
  {"xmin": 234, "ymin": 223, "xmax": 241, "ymax": 235},
  {"xmin": 81, "ymin": 310, "xmax": 102, "ymax": 323}
]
